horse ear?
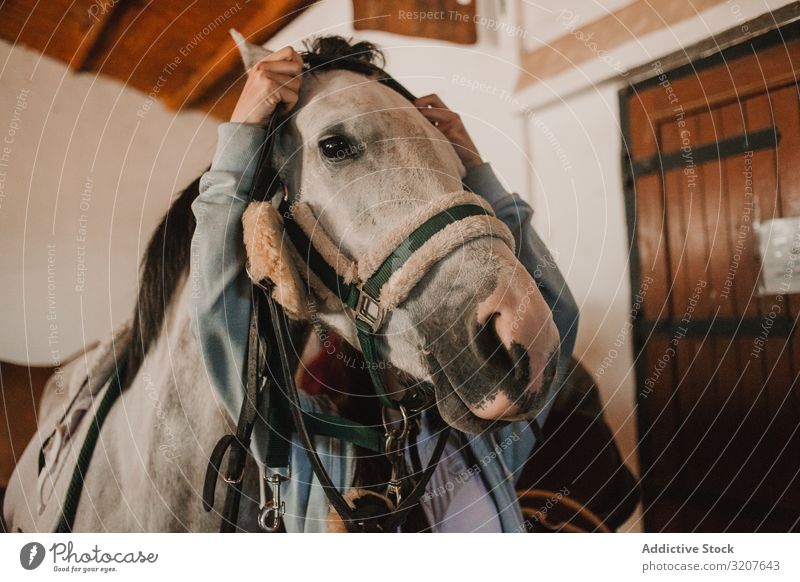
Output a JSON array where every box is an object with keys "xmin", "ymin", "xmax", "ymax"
[
  {"xmin": 230, "ymin": 29, "xmax": 274, "ymax": 71},
  {"xmin": 242, "ymin": 201, "xmax": 309, "ymax": 320}
]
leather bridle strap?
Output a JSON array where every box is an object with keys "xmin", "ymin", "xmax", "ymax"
[
  {"xmin": 261, "ymin": 280, "xmax": 451, "ymax": 531},
  {"xmin": 202, "ymin": 292, "xmax": 266, "ymax": 532},
  {"xmin": 202, "ymin": 287, "xmax": 390, "ymax": 530}
]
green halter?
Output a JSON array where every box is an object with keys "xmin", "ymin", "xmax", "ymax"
[{"xmin": 278, "ymin": 196, "xmax": 493, "ymax": 410}]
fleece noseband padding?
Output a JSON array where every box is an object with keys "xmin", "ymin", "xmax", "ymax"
[
  {"xmin": 242, "ymin": 192, "xmax": 515, "ymax": 321},
  {"xmin": 242, "ymin": 202, "xmax": 309, "ymax": 320}
]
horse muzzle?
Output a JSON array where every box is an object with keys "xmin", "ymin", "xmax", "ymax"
[
  {"xmin": 421, "ymin": 245, "xmax": 561, "ymax": 432},
  {"xmin": 469, "ymin": 259, "xmax": 561, "ymax": 419}
]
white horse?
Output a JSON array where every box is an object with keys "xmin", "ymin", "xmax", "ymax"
[{"xmin": 4, "ymin": 33, "xmax": 562, "ymax": 532}]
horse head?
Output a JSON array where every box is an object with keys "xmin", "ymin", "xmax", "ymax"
[{"xmin": 235, "ymin": 32, "xmax": 560, "ymax": 434}]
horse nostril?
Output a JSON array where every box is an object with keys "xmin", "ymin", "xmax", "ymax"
[
  {"xmin": 507, "ymin": 342, "xmax": 531, "ymax": 385},
  {"xmin": 470, "ymin": 313, "xmax": 509, "ymax": 367},
  {"xmin": 470, "ymin": 314, "xmax": 534, "ymax": 389},
  {"xmin": 541, "ymin": 349, "xmax": 559, "ymax": 390}
]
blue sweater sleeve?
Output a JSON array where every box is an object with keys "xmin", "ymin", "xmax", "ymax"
[
  {"xmin": 188, "ymin": 123, "xmax": 356, "ymax": 479},
  {"xmin": 189, "ymin": 122, "xmax": 265, "ymax": 424}
]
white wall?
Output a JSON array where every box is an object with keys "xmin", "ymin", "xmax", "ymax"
[{"xmin": 0, "ymin": 41, "xmax": 219, "ymax": 366}]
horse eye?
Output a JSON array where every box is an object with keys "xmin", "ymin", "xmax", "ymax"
[{"xmin": 319, "ymin": 135, "xmax": 358, "ymax": 161}]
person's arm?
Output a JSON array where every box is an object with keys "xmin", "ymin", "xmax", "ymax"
[
  {"xmin": 190, "ymin": 122, "xmax": 355, "ymax": 511},
  {"xmin": 415, "ymin": 94, "xmax": 580, "ymax": 486},
  {"xmin": 190, "ymin": 45, "xmax": 304, "ymax": 424},
  {"xmin": 189, "ymin": 122, "xmax": 266, "ymax": 422}
]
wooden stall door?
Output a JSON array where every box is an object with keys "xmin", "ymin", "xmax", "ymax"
[{"xmin": 623, "ymin": 27, "xmax": 800, "ymax": 531}]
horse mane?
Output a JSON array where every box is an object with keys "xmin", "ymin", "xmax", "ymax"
[
  {"xmin": 123, "ymin": 175, "xmax": 200, "ymax": 387},
  {"xmin": 122, "ymin": 36, "xmax": 385, "ymax": 388}
]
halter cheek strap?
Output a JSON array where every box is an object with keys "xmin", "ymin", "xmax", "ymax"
[{"xmin": 277, "ymin": 192, "xmax": 515, "ymax": 410}]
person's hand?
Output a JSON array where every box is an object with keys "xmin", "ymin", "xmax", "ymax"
[
  {"xmin": 230, "ymin": 46, "xmax": 304, "ymax": 125},
  {"xmin": 414, "ymin": 94, "xmax": 483, "ymax": 169}
]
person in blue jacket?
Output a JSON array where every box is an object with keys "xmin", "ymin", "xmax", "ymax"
[{"xmin": 189, "ymin": 45, "xmax": 579, "ymax": 532}]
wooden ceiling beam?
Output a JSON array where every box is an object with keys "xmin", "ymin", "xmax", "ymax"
[
  {"xmin": 0, "ymin": 0, "xmax": 102, "ymax": 64},
  {"xmin": 68, "ymin": 0, "xmax": 124, "ymax": 71},
  {"xmin": 161, "ymin": 0, "xmax": 315, "ymax": 111},
  {"xmin": 0, "ymin": 0, "xmax": 318, "ymax": 119}
]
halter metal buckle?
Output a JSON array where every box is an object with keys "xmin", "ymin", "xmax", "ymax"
[{"xmin": 354, "ymin": 284, "xmax": 385, "ymax": 332}]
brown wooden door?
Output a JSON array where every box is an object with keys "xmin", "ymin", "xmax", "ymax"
[{"xmin": 622, "ymin": 26, "xmax": 800, "ymax": 531}]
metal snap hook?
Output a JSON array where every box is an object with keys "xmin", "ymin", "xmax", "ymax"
[
  {"xmin": 382, "ymin": 404, "xmax": 409, "ymax": 441},
  {"xmin": 258, "ymin": 470, "xmax": 289, "ymax": 533},
  {"xmin": 258, "ymin": 505, "xmax": 283, "ymax": 533}
]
